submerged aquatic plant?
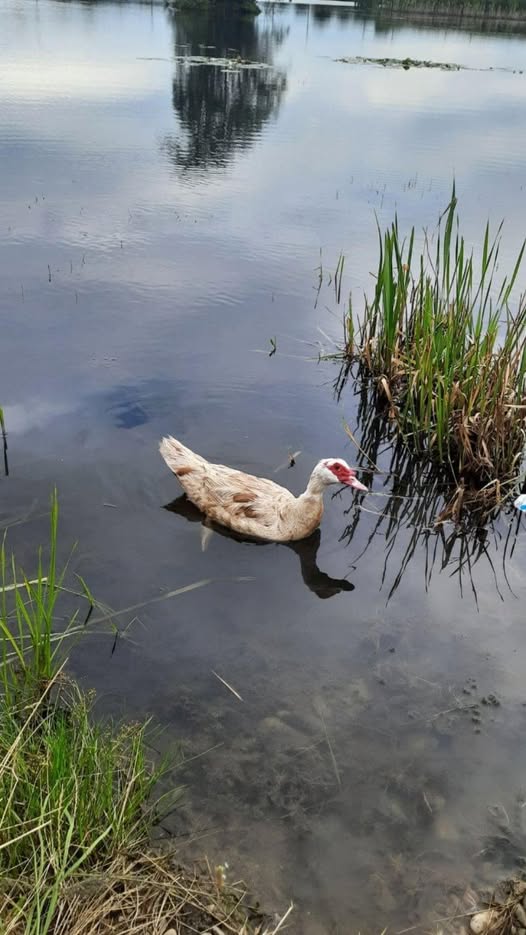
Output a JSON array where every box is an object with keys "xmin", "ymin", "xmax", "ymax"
[
  {"xmin": 338, "ymin": 191, "xmax": 526, "ymax": 509},
  {"xmin": 336, "ymin": 54, "xmax": 464, "ymax": 70}
]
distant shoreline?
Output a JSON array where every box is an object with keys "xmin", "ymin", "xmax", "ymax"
[{"xmin": 272, "ymin": 0, "xmax": 526, "ymax": 23}]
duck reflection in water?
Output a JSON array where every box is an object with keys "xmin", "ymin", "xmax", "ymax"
[{"xmin": 164, "ymin": 495, "xmax": 355, "ymax": 600}]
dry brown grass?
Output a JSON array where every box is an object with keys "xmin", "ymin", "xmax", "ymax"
[{"xmin": 2, "ymin": 850, "xmax": 292, "ymax": 935}]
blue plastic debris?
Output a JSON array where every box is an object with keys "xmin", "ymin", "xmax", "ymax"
[{"xmin": 514, "ymin": 494, "xmax": 526, "ymax": 512}]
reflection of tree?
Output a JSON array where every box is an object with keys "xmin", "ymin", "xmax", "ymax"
[{"xmin": 163, "ymin": 7, "xmax": 287, "ymax": 173}]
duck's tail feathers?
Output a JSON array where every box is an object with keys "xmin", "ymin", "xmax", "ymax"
[{"xmin": 159, "ymin": 436, "xmax": 204, "ymax": 475}]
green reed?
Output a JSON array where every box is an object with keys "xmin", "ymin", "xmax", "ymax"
[
  {"xmin": 0, "ymin": 490, "xmax": 97, "ymax": 702},
  {"xmin": 0, "ymin": 495, "xmax": 179, "ymax": 934},
  {"xmin": 342, "ymin": 192, "xmax": 526, "ymax": 499}
]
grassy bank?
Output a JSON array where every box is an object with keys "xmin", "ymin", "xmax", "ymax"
[
  {"xmin": 335, "ymin": 193, "xmax": 526, "ymax": 513},
  {"xmin": 0, "ymin": 494, "xmax": 285, "ymax": 934}
]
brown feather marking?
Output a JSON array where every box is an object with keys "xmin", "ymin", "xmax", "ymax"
[
  {"xmin": 176, "ymin": 466, "xmax": 193, "ymax": 476},
  {"xmin": 242, "ymin": 506, "xmax": 259, "ymax": 518},
  {"xmin": 232, "ymin": 493, "xmax": 253, "ymax": 503}
]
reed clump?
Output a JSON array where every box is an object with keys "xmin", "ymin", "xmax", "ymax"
[{"xmin": 342, "ymin": 193, "xmax": 526, "ymax": 506}]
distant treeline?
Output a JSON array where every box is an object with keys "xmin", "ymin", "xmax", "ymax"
[
  {"xmin": 56, "ymin": 0, "xmax": 526, "ymax": 13},
  {"xmin": 54, "ymin": 0, "xmax": 526, "ymax": 20},
  {"xmin": 292, "ymin": 0, "xmax": 526, "ymax": 32},
  {"xmin": 353, "ymin": 0, "xmax": 526, "ymax": 15}
]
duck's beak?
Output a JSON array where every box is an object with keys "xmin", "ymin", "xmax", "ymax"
[{"xmin": 345, "ymin": 474, "xmax": 368, "ymax": 492}]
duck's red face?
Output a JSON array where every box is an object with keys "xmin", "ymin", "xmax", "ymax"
[{"xmin": 325, "ymin": 459, "xmax": 368, "ymax": 491}]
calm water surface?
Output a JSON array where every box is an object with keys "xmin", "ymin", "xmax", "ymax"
[{"xmin": 1, "ymin": 1, "xmax": 526, "ymax": 931}]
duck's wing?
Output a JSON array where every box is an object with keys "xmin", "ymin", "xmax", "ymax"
[{"xmin": 188, "ymin": 464, "xmax": 294, "ymax": 534}]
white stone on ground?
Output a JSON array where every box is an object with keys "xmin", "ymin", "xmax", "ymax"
[{"xmin": 470, "ymin": 909, "xmax": 497, "ymax": 934}]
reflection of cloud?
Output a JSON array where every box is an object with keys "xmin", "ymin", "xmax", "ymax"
[
  {"xmin": 321, "ymin": 67, "xmax": 526, "ymax": 181},
  {"xmin": 3, "ymin": 400, "xmax": 78, "ymax": 435},
  {"xmin": 0, "ymin": 62, "xmax": 165, "ymax": 102},
  {"xmin": 4, "ymin": 380, "xmax": 188, "ymax": 437}
]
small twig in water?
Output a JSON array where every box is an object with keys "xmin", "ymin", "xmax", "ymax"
[
  {"xmin": 268, "ymin": 903, "xmax": 294, "ymax": 934},
  {"xmin": 422, "ymin": 790, "xmax": 433, "ymax": 814},
  {"xmin": 317, "ymin": 707, "xmax": 342, "ymax": 789},
  {"xmin": 409, "ymin": 702, "xmax": 478, "ymax": 724},
  {"xmin": 88, "ymin": 578, "xmax": 253, "ymax": 626},
  {"xmin": 396, "ymin": 909, "xmax": 478, "ymax": 934},
  {"xmin": 0, "ymin": 406, "xmax": 7, "ymax": 477},
  {"xmin": 343, "ymin": 422, "xmax": 382, "ymax": 473},
  {"xmin": 212, "ymin": 670, "xmax": 243, "ymax": 702}
]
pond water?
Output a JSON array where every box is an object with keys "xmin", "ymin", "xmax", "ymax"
[{"xmin": 1, "ymin": 0, "xmax": 526, "ymax": 930}]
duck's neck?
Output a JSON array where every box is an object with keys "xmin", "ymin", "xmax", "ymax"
[
  {"xmin": 303, "ymin": 473, "xmax": 327, "ymax": 498},
  {"xmin": 294, "ymin": 474, "xmax": 326, "ymax": 512},
  {"xmin": 284, "ymin": 474, "xmax": 325, "ymax": 538}
]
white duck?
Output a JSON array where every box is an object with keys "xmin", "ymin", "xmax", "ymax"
[{"xmin": 159, "ymin": 436, "xmax": 367, "ymax": 542}]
